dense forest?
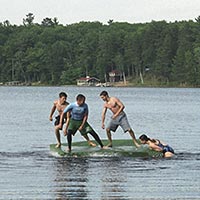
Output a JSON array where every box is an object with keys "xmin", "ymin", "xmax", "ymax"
[{"xmin": 0, "ymin": 13, "xmax": 200, "ymax": 86}]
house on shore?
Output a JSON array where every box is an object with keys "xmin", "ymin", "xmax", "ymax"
[
  {"xmin": 109, "ymin": 70, "xmax": 123, "ymax": 83},
  {"xmin": 77, "ymin": 76, "xmax": 100, "ymax": 86}
]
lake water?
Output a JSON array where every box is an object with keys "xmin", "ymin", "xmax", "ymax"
[{"xmin": 0, "ymin": 86, "xmax": 199, "ymax": 200}]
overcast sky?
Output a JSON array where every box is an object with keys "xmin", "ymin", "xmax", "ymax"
[{"xmin": 0, "ymin": 0, "xmax": 199, "ymax": 25}]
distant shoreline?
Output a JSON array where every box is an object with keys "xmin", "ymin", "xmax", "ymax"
[{"xmin": 1, "ymin": 82, "xmax": 199, "ymax": 88}]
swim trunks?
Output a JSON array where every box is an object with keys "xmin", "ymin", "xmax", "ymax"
[
  {"xmin": 107, "ymin": 112, "xmax": 131, "ymax": 132},
  {"xmin": 54, "ymin": 115, "xmax": 65, "ymax": 127},
  {"xmin": 68, "ymin": 118, "xmax": 93, "ymax": 136}
]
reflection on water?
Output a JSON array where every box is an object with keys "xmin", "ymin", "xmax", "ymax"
[
  {"xmin": 52, "ymin": 158, "xmax": 89, "ymax": 199},
  {"xmin": 0, "ymin": 149, "xmax": 200, "ymax": 199},
  {"xmin": 51, "ymin": 157, "xmax": 129, "ymax": 200},
  {"xmin": 48, "ymin": 153, "xmax": 200, "ymax": 200}
]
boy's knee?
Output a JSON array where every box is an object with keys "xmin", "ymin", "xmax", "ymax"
[
  {"xmin": 55, "ymin": 126, "xmax": 61, "ymax": 131},
  {"xmin": 67, "ymin": 130, "xmax": 74, "ymax": 136},
  {"xmin": 128, "ymin": 129, "xmax": 134, "ymax": 133},
  {"xmin": 106, "ymin": 128, "xmax": 110, "ymax": 132}
]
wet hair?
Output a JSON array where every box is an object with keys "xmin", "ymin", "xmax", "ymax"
[
  {"xmin": 76, "ymin": 94, "xmax": 85, "ymax": 101},
  {"xmin": 100, "ymin": 91, "xmax": 108, "ymax": 96},
  {"xmin": 139, "ymin": 134, "xmax": 150, "ymax": 142},
  {"xmin": 139, "ymin": 134, "xmax": 157, "ymax": 143},
  {"xmin": 59, "ymin": 92, "xmax": 67, "ymax": 98}
]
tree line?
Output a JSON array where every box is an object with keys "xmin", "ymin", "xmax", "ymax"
[{"xmin": 0, "ymin": 13, "xmax": 200, "ymax": 86}]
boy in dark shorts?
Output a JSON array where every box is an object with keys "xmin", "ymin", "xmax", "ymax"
[{"xmin": 49, "ymin": 92, "xmax": 70, "ymax": 148}]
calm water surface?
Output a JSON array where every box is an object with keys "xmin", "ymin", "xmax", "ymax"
[{"xmin": 0, "ymin": 86, "xmax": 200, "ymax": 200}]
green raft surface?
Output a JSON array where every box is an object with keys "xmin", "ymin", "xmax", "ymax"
[{"xmin": 50, "ymin": 139, "xmax": 163, "ymax": 158}]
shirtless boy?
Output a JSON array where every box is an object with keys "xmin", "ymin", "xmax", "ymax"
[
  {"xmin": 100, "ymin": 90, "xmax": 139, "ymax": 147},
  {"xmin": 49, "ymin": 92, "xmax": 70, "ymax": 148}
]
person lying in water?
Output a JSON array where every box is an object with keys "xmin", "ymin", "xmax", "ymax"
[{"xmin": 139, "ymin": 134, "xmax": 174, "ymax": 158}]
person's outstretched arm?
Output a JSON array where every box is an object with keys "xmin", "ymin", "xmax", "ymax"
[{"xmin": 101, "ymin": 107, "xmax": 107, "ymax": 129}]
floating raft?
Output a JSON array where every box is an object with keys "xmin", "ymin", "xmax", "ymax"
[{"xmin": 50, "ymin": 139, "xmax": 163, "ymax": 158}]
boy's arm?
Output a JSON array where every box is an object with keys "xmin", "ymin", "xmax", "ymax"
[
  {"xmin": 57, "ymin": 104, "xmax": 71, "ymax": 128},
  {"xmin": 49, "ymin": 103, "xmax": 56, "ymax": 121},
  {"xmin": 79, "ymin": 104, "xmax": 89, "ymax": 130},
  {"xmin": 63, "ymin": 112, "xmax": 70, "ymax": 136},
  {"xmin": 101, "ymin": 107, "xmax": 107, "ymax": 129},
  {"xmin": 79, "ymin": 114, "xmax": 88, "ymax": 130},
  {"xmin": 65, "ymin": 112, "xmax": 70, "ymax": 129}
]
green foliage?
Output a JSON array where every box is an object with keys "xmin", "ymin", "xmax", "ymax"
[{"xmin": 0, "ymin": 15, "xmax": 200, "ymax": 86}]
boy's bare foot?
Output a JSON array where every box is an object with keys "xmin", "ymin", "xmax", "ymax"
[
  {"xmin": 55, "ymin": 143, "xmax": 61, "ymax": 148},
  {"xmin": 88, "ymin": 141, "xmax": 97, "ymax": 147},
  {"xmin": 102, "ymin": 146, "xmax": 108, "ymax": 149},
  {"xmin": 67, "ymin": 148, "xmax": 71, "ymax": 152},
  {"xmin": 106, "ymin": 143, "xmax": 112, "ymax": 148}
]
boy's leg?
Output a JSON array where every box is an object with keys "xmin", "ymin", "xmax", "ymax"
[
  {"xmin": 89, "ymin": 130, "xmax": 104, "ymax": 148},
  {"xmin": 66, "ymin": 118, "xmax": 79, "ymax": 151},
  {"xmin": 129, "ymin": 129, "xmax": 139, "ymax": 147},
  {"xmin": 82, "ymin": 134, "xmax": 96, "ymax": 147},
  {"xmin": 55, "ymin": 127, "xmax": 61, "ymax": 148},
  {"xmin": 119, "ymin": 114, "xmax": 139, "ymax": 147},
  {"xmin": 80, "ymin": 122, "xmax": 105, "ymax": 148},
  {"xmin": 67, "ymin": 130, "xmax": 73, "ymax": 152},
  {"xmin": 106, "ymin": 118, "xmax": 118, "ymax": 147},
  {"xmin": 106, "ymin": 128, "xmax": 112, "ymax": 147}
]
